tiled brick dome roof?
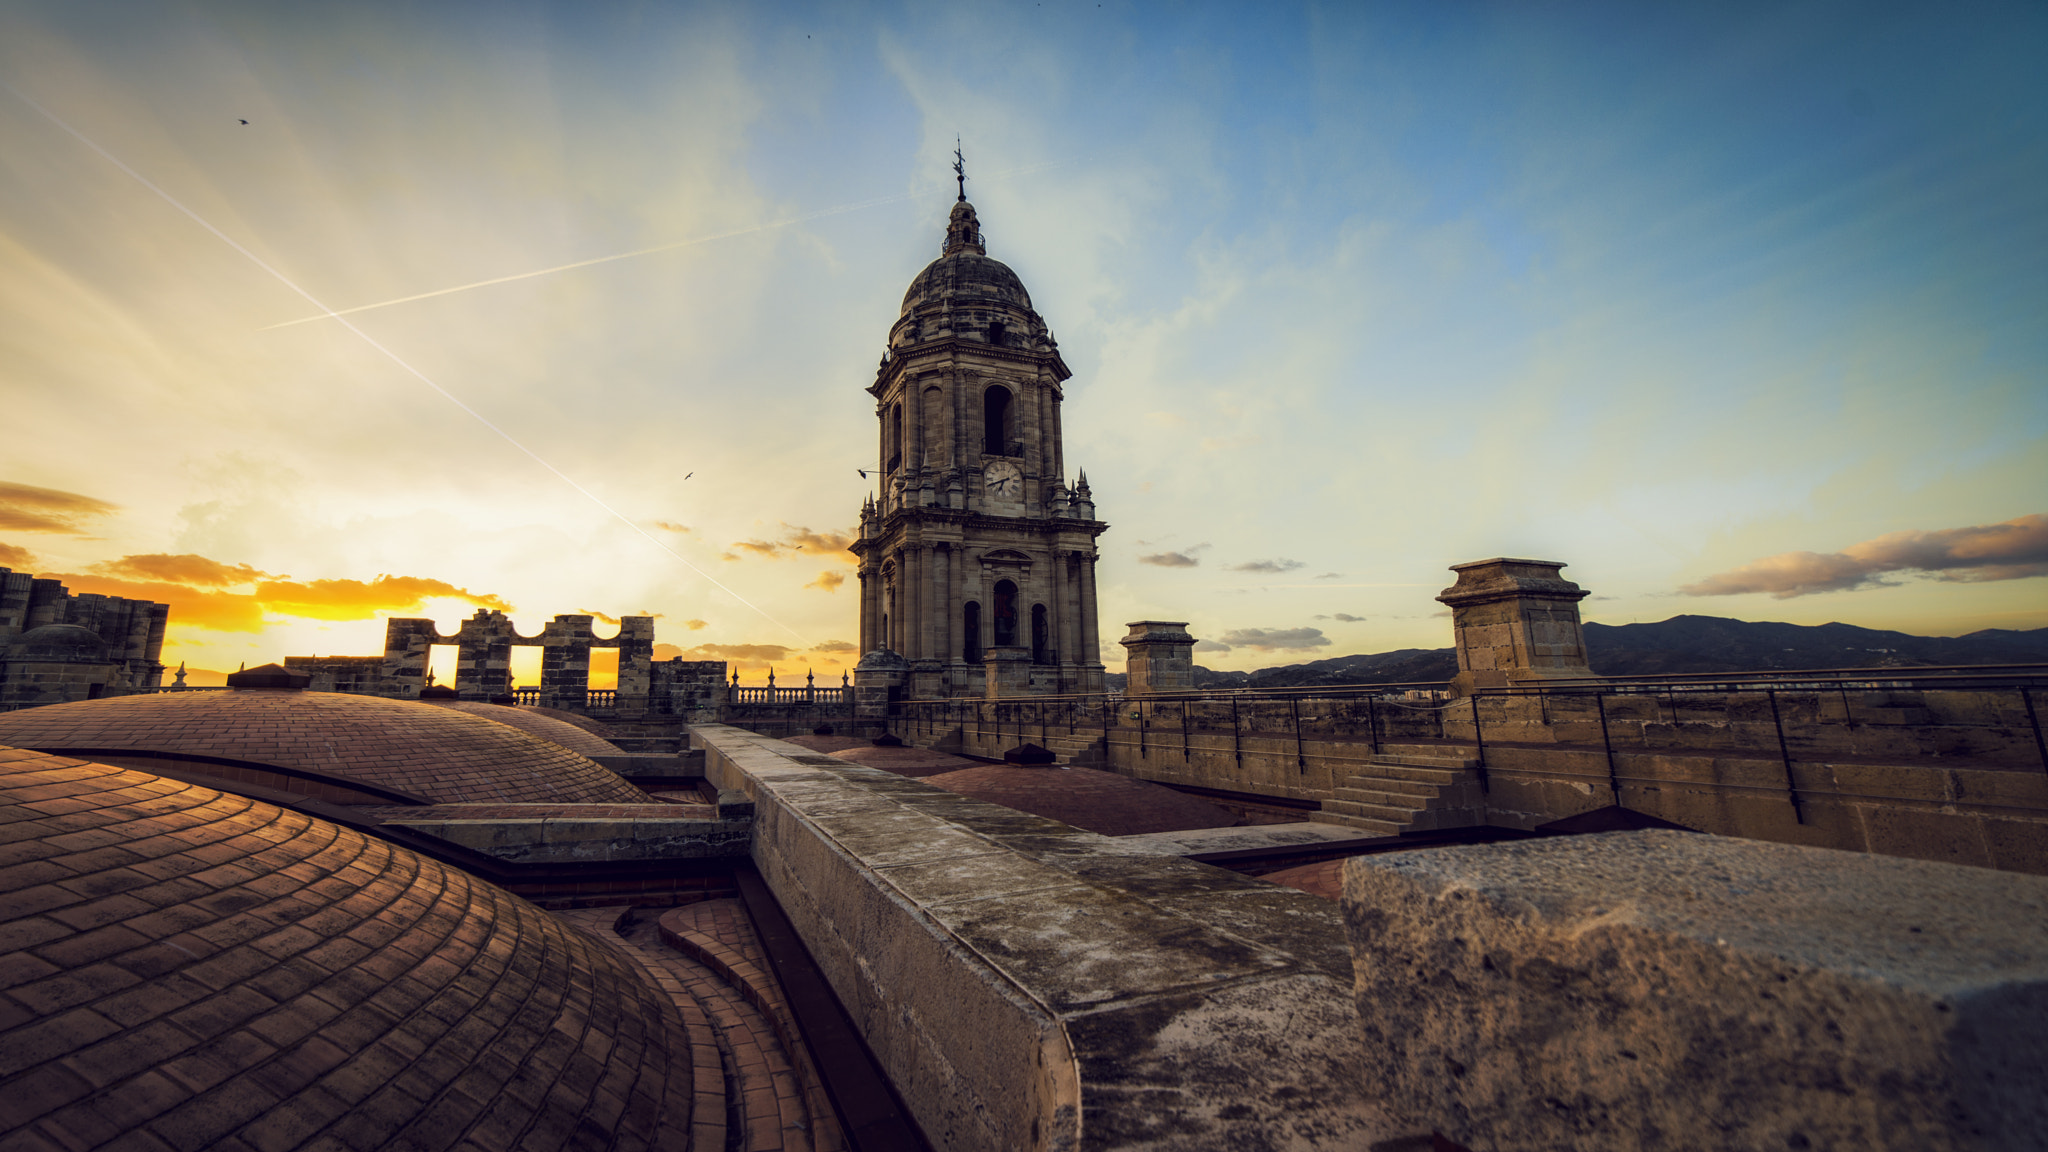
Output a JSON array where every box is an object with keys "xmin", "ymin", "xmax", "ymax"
[
  {"xmin": 0, "ymin": 746, "xmax": 696, "ymax": 1150},
  {"xmin": 0, "ymin": 690, "xmax": 647, "ymax": 805},
  {"xmin": 919, "ymin": 764, "xmax": 1239, "ymax": 836},
  {"xmin": 426, "ymin": 700, "xmax": 624, "ymax": 759}
]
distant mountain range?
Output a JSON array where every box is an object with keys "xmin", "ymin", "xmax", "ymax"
[{"xmin": 1101, "ymin": 615, "xmax": 2048, "ymax": 690}]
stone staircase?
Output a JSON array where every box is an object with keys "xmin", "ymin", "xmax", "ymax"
[
  {"xmin": 1036, "ymin": 731, "xmax": 1108, "ymax": 765},
  {"xmin": 1310, "ymin": 745, "xmax": 1485, "ymax": 837}
]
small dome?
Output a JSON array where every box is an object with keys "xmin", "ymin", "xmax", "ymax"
[
  {"xmin": 0, "ymin": 690, "xmax": 648, "ymax": 805},
  {"xmin": 5, "ymin": 623, "xmax": 108, "ymax": 661},
  {"xmin": 0, "ymin": 745, "xmax": 697, "ymax": 1150}
]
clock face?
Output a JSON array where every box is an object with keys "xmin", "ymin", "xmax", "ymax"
[{"xmin": 984, "ymin": 461, "xmax": 1023, "ymax": 500}]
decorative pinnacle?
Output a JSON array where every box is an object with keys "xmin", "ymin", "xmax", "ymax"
[{"xmin": 953, "ymin": 137, "xmax": 967, "ymax": 202}]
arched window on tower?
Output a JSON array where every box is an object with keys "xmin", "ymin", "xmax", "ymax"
[
  {"xmin": 962, "ymin": 601, "xmax": 981, "ymax": 662},
  {"xmin": 983, "ymin": 386, "xmax": 1012, "ymax": 456},
  {"xmin": 992, "ymin": 580, "xmax": 1017, "ymax": 647},
  {"xmin": 888, "ymin": 403, "xmax": 904, "ymax": 474},
  {"xmin": 1031, "ymin": 604, "xmax": 1049, "ymax": 664}
]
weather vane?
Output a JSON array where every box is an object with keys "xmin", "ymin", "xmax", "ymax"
[{"xmin": 953, "ymin": 137, "xmax": 967, "ymax": 202}]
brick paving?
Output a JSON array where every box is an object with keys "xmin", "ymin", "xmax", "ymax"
[
  {"xmin": 557, "ymin": 903, "xmax": 844, "ymax": 1152},
  {"xmin": 355, "ymin": 803, "xmax": 719, "ymax": 821},
  {"xmin": 0, "ymin": 746, "xmax": 697, "ymax": 1151},
  {"xmin": 919, "ymin": 763, "xmax": 1241, "ymax": 835},
  {"xmin": 1261, "ymin": 859, "xmax": 1345, "ymax": 900},
  {"xmin": 0, "ymin": 691, "xmax": 650, "ymax": 807},
  {"xmin": 425, "ymin": 701, "xmax": 625, "ymax": 759}
]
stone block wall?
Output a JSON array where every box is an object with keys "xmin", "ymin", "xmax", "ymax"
[
  {"xmin": 1342, "ymin": 831, "xmax": 2048, "ymax": 1151},
  {"xmin": 1436, "ymin": 558, "xmax": 1593, "ymax": 693},
  {"xmin": 0, "ymin": 568, "xmax": 167, "ymax": 705}
]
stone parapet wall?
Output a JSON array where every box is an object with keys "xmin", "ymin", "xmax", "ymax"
[
  {"xmin": 691, "ymin": 722, "xmax": 1399, "ymax": 1151},
  {"xmin": 896, "ymin": 689, "xmax": 2048, "ymax": 874}
]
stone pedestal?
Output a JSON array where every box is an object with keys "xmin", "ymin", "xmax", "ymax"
[
  {"xmin": 983, "ymin": 646, "xmax": 1032, "ymax": 698},
  {"xmin": 852, "ymin": 647, "xmax": 909, "ymax": 718},
  {"xmin": 1436, "ymin": 558, "xmax": 1593, "ymax": 695},
  {"xmin": 1342, "ymin": 830, "xmax": 2048, "ymax": 1152},
  {"xmin": 1119, "ymin": 621, "xmax": 1196, "ymax": 695}
]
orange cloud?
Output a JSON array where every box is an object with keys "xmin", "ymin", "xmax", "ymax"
[
  {"xmin": 669, "ymin": 642, "xmax": 794, "ymax": 662},
  {"xmin": 0, "ymin": 541, "xmax": 35, "ymax": 568},
  {"xmin": 49, "ymin": 573, "xmax": 268, "ymax": 632},
  {"xmin": 805, "ymin": 570, "xmax": 846, "ymax": 592},
  {"xmin": 1682, "ymin": 514, "xmax": 2048, "ymax": 598},
  {"xmin": 581, "ymin": 608, "xmax": 622, "ymax": 625},
  {"xmin": 0, "ymin": 481, "xmax": 118, "ymax": 535},
  {"xmin": 727, "ymin": 523, "xmax": 857, "ymax": 561},
  {"xmin": 811, "ymin": 640, "xmax": 857, "ymax": 653},
  {"xmin": 652, "ymin": 520, "xmax": 691, "ymax": 533},
  {"xmin": 92, "ymin": 553, "xmax": 276, "ymax": 587},
  {"xmin": 254, "ymin": 575, "xmax": 514, "ymax": 621},
  {"xmin": 684, "ymin": 618, "xmax": 708, "ymax": 630}
]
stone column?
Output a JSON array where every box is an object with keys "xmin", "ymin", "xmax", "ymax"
[
  {"xmin": 984, "ymin": 646, "xmax": 1032, "ymax": 698},
  {"xmin": 853, "ymin": 647, "xmax": 909, "ymax": 720},
  {"xmin": 1436, "ymin": 557, "xmax": 1594, "ymax": 695},
  {"xmin": 381, "ymin": 618, "xmax": 441, "ymax": 697},
  {"xmin": 1120, "ymin": 622, "xmax": 1196, "ymax": 695}
]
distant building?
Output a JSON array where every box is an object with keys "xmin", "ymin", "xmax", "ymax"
[{"xmin": 0, "ymin": 566, "xmax": 167, "ymax": 707}]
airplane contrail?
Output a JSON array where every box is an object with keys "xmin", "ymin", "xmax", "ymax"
[
  {"xmin": 259, "ymin": 159, "xmax": 1066, "ymax": 330},
  {"xmin": 5, "ymin": 82, "xmax": 811, "ymax": 644}
]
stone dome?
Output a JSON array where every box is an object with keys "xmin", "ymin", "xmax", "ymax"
[
  {"xmin": 5, "ymin": 623, "xmax": 108, "ymax": 661},
  {"xmin": 899, "ymin": 200, "xmax": 1034, "ymax": 316},
  {"xmin": 0, "ymin": 745, "xmax": 697, "ymax": 1150},
  {"xmin": 426, "ymin": 699, "xmax": 625, "ymax": 760},
  {"xmin": 0, "ymin": 689, "xmax": 648, "ymax": 805},
  {"xmin": 900, "ymin": 250, "xmax": 1034, "ymax": 316}
]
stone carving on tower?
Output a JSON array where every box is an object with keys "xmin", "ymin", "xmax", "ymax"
[{"xmin": 850, "ymin": 159, "xmax": 1107, "ymax": 700}]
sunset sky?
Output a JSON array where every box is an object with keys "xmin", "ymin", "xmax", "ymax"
[{"xmin": 3, "ymin": 0, "xmax": 2043, "ymax": 685}]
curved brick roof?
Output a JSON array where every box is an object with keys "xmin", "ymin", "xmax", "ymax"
[
  {"xmin": 0, "ymin": 746, "xmax": 695, "ymax": 1151},
  {"xmin": 427, "ymin": 701, "xmax": 624, "ymax": 759},
  {"xmin": 918, "ymin": 764, "xmax": 1240, "ymax": 836},
  {"xmin": 520, "ymin": 705, "xmax": 621, "ymax": 737},
  {"xmin": 0, "ymin": 690, "xmax": 647, "ymax": 806}
]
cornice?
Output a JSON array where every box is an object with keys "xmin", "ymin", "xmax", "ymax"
[{"xmin": 869, "ymin": 339, "xmax": 1072, "ymax": 397}]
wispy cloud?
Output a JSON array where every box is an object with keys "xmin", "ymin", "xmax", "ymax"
[
  {"xmin": 1215, "ymin": 626, "xmax": 1330, "ymax": 651},
  {"xmin": 1312, "ymin": 613, "xmax": 1366, "ymax": 622},
  {"xmin": 1139, "ymin": 550, "xmax": 1202, "ymax": 568},
  {"xmin": 652, "ymin": 520, "xmax": 691, "ymax": 534},
  {"xmin": 0, "ymin": 481, "xmax": 118, "ymax": 535},
  {"xmin": 1224, "ymin": 558, "xmax": 1305, "ymax": 574},
  {"xmin": 683, "ymin": 618, "xmax": 709, "ymax": 631},
  {"xmin": 805, "ymin": 570, "xmax": 846, "ymax": 592},
  {"xmin": 1683, "ymin": 514, "xmax": 2048, "ymax": 598},
  {"xmin": 1193, "ymin": 638, "xmax": 1233, "ymax": 653},
  {"xmin": 812, "ymin": 639, "xmax": 858, "ymax": 653},
  {"xmin": 0, "ymin": 542, "xmax": 37, "ymax": 569}
]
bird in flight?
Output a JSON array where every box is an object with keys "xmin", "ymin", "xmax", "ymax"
[
  {"xmin": 238, "ymin": 119, "xmax": 248, "ymax": 125},
  {"xmin": 684, "ymin": 472, "xmax": 694, "ymax": 480}
]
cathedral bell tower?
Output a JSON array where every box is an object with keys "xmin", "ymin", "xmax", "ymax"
[{"xmin": 849, "ymin": 170, "xmax": 1107, "ymax": 699}]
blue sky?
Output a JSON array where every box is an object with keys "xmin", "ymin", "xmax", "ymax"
[{"xmin": 2, "ymin": 0, "xmax": 2042, "ymax": 679}]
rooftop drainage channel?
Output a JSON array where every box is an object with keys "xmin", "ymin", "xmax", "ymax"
[{"xmin": 733, "ymin": 866, "xmax": 934, "ymax": 1152}]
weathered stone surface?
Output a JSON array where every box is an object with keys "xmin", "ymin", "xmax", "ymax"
[
  {"xmin": 1120, "ymin": 621, "xmax": 1196, "ymax": 696},
  {"xmin": 695, "ymin": 722, "xmax": 1401, "ymax": 1150},
  {"xmin": 1342, "ymin": 829, "xmax": 2048, "ymax": 1152},
  {"xmin": 1436, "ymin": 557, "xmax": 1593, "ymax": 694}
]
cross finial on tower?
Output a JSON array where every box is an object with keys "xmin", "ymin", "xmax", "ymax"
[{"xmin": 953, "ymin": 137, "xmax": 967, "ymax": 202}]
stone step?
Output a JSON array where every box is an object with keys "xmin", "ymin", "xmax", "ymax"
[
  {"xmin": 1339, "ymin": 775, "xmax": 1440, "ymax": 800},
  {"xmin": 1332, "ymin": 786, "xmax": 1431, "ymax": 810},
  {"xmin": 1372, "ymin": 753, "xmax": 1481, "ymax": 770},
  {"xmin": 1308, "ymin": 811, "xmax": 1403, "ymax": 836},
  {"xmin": 1352, "ymin": 763, "xmax": 1463, "ymax": 786},
  {"xmin": 1322, "ymin": 798, "xmax": 1427, "ymax": 824}
]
